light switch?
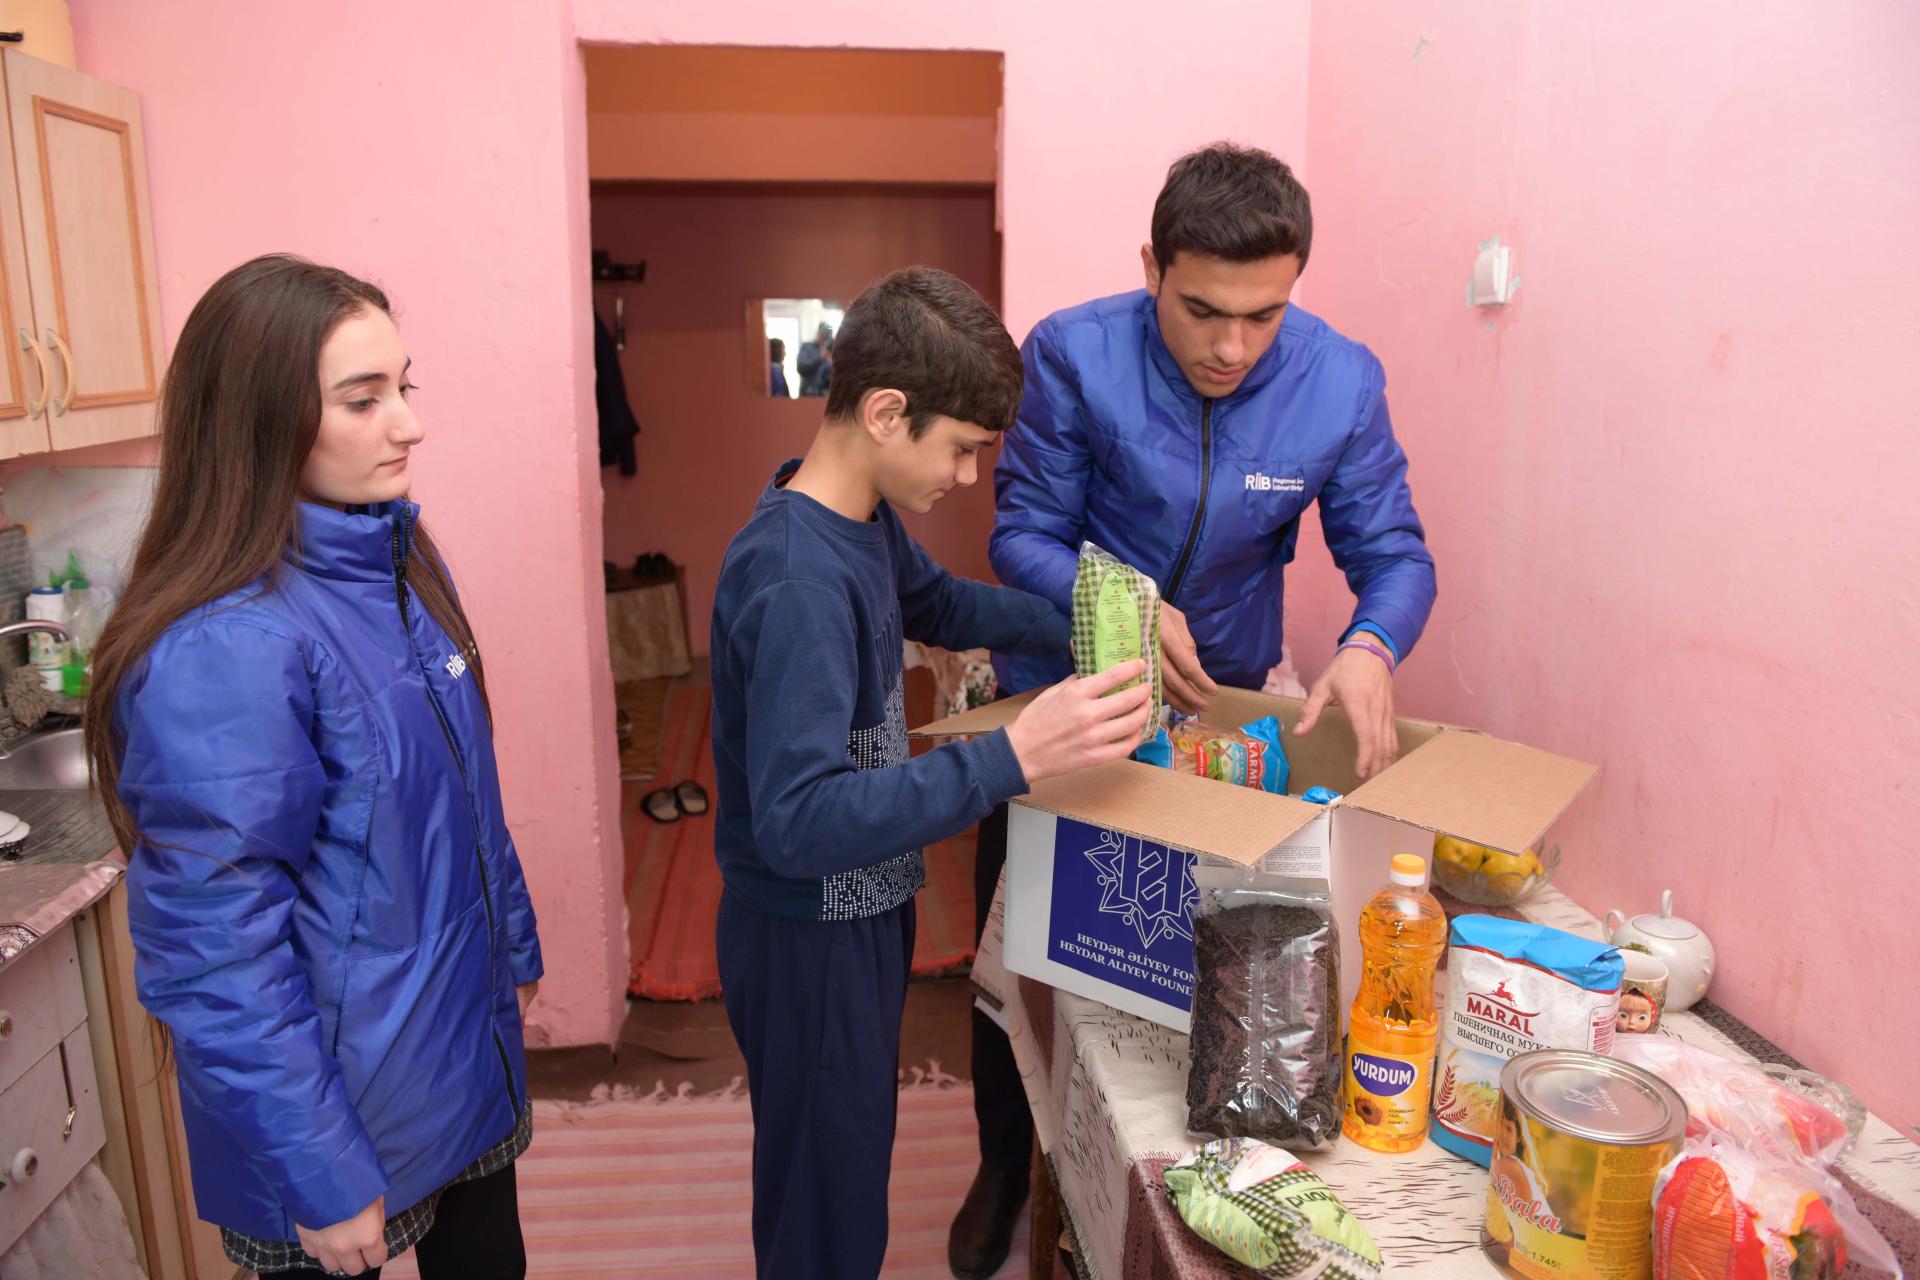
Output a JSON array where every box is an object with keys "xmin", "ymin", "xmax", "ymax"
[{"xmin": 1470, "ymin": 245, "xmax": 1514, "ymax": 306}]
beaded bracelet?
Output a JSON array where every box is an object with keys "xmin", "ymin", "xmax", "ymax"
[{"xmin": 1338, "ymin": 637, "xmax": 1397, "ymax": 672}]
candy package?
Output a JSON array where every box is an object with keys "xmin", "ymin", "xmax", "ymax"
[
  {"xmin": 1611, "ymin": 1037, "xmax": 1852, "ymax": 1167},
  {"xmin": 1619, "ymin": 1039, "xmax": 1901, "ymax": 1280},
  {"xmin": 1652, "ymin": 1139, "xmax": 1903, "ymax": 1280}
]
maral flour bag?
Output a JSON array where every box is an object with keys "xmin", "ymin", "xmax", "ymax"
[{"xmin": 1431, "ymin": 915, "xmax": 1624, "ymax": 1166}]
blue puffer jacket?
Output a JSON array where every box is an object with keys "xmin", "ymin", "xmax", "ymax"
[
  {"xmin": 992, "ymin": 290, "xmax": 1437, "ymax": 693},
  {"xmin": 115, "ymin": 500, "xmax": 542, "ymax": 1239}
]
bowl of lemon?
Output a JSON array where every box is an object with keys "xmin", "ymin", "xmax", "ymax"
[{"xmin": 1430, "ymin": 835, "xmax": 1559, "ymax": 907}]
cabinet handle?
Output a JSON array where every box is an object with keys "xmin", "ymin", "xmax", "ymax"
[
  {"xmin": 1, "ymin": 1147, "xmax": 35, "ymax": 1189},
  {"xmin": 18, "ymin": 330, "xmax": 47, "ymax": 419},
  {"xmin": 58, "ymin": 1041, "xmax": 76, "ymax": 1139},
  {"xmin": 45, "ymin": 329, "xmax": 74, "ymax": 417},
  {"xmin": 0, "ymin": 1009, "xmax": 12, "ymax": 1038}
]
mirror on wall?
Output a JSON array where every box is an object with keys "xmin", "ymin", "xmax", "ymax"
[{"xmin": 753, "ymin": 298, "xmax": 846, "ymax": 398}]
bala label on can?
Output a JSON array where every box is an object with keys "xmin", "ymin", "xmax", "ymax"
[{"xmin": 1482, "ymin": 1050, "xmax": 1686, "ymax": 1280}]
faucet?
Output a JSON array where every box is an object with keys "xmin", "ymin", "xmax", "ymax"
[
  {"xmin": 0, "ymin": 620, "xmax": 73, "ymax": 762},
  {"xmin": 0, "ymin": 620, "xmax": 69, "ymax": 643}
]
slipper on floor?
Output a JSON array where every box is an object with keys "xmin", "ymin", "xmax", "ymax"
[
  {"xmin": 642, "ymin": 789, "xmax": 681, "ymax": 824},
  {"xmin": 674, "ymin": 780, "xmax": 710, "ymax": 817}
]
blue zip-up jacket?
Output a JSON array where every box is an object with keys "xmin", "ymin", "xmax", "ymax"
[
  {"xmin": 114, "ymin": 500, "xmax": 542, "ymax": 1240},
  {"xmin": 991, "ymin": 290, "xmax": 1436, "ymax": 694}
]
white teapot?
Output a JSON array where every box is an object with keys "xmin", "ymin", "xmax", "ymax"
[{"xmin": 1604, "ymin": 889, "xmax": 1715, "ymax": 1013}]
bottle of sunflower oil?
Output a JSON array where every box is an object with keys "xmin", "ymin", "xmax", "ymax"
[{"xmin": 1342, "ymin": 853, "xmax": 1448, "ymax": 1152}]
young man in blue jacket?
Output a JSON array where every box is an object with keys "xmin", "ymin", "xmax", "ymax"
[
  {"xmin": 710, "ymin": 266, "xmax": 1153, "ymax": 1280},
  {"xmin": 949, "ymin": 144, "xmax": 1438, "ymax": 1278}
]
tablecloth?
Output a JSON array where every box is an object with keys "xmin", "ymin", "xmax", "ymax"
[{"xmin": 972, "ymin": 876, "xmax": 1920, "ymax": 1279}]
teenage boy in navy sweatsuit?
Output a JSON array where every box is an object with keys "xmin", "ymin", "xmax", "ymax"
[{"xmin": 709, "ymin": 266, "xmax": 1153, "ymax": 1280}]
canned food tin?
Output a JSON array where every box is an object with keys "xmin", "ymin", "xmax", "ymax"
[{"xmin": 1482, "ymin": 1049, "xmax": 1687, "ymax": 1280}]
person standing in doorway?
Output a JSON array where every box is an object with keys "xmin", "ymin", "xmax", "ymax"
[{"xmin": 948, "ymin": 143, "xmax": 1438, "ymax": 1279}]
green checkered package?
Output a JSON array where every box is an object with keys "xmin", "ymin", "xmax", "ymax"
[
  {"xmin": 1071, "ymin": 541, "xmax": 1162, "ymax": 743},
  {"xmin": 1163, "ymin": 1139, "xmax": 1382, "ymax": 1279}
]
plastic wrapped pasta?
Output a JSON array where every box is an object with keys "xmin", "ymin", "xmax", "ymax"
[
  {"xmin": 1186, "ymin": 884, "xmax": 1343, "ymax": 1150},
  {"xmin": 1138, "ymin": 711, "xmax": 1290, "ymax": 794},
  {"xmin": 1071, "ymin": 541, "xmax": 1162, "ymax": 743}
]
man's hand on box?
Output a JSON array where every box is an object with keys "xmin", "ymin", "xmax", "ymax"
[
  {"xmin": 1159, "ymin": 603, "xmax": 1218, "ymax": 715},
  {"xmin": 1293, "ymin": 646, "xmax": 1400, "ymax": 780}
]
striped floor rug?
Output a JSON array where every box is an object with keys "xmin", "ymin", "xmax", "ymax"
[{"xmin": 380, "ymin": 1084, "xmax": 1029, "ymax": 1279}]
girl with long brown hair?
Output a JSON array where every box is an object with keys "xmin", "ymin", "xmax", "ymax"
[{"xmin": 86, "ymin": 255, "xmax": 541, "ymax": 1278}]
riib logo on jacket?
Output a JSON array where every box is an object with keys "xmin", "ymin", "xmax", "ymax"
[
  {"xmin": 1244, "ymin": 472, "xmax": 1306, "ymax": 494},
  {"xmin": 445, "ymin": 653, "xmax": 468, "ymax": 679}
]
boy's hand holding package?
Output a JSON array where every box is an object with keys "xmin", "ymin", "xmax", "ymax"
[{"xmin": 1007, "ymin": 659, "xmax": 1152, "ymax": 783}]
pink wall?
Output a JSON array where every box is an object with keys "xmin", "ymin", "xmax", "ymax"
[
  {"xmin": 71, "ymin": 1, "xmax": 626, "ymax": 1048},
  {"xmin": 595, "ymin": 184, "xmax": 1001, "ymax": 651},
  {"xmin": 1295, "ymin": 4, "xmax": 1920, "ymax": 1129},
  {"xmin": 60, "ymin": 1, "xmax": 1908, "ymax": 1133},
  {"xmin": 575, "ymin": 3, "xmax": 1316, "ymax": 339},
  {"xmin": 62, "ymin": 0, "xmax": 1315, "ymax": 1049}
]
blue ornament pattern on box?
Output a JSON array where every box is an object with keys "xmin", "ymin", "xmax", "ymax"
[{"xmin": 1045, "ymin": 818, "xmax": 1199, "ymax": 1006}]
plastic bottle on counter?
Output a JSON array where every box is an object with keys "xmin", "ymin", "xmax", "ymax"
[
  {"xmin": 25, "ymin": 584, "xmax": 65, "ymax": 692},
  {"xmin": 1342, "ymin": 853, "xmax": 1448, "ymax": 1153}
]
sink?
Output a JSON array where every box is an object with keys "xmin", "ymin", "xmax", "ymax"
[{"xmin": 0, "ymin": 727, "xmax": 91, "ymax": 791}]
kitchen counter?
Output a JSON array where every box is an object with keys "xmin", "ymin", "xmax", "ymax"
[{"xmin": 0, "ymin": 787, "xmax": 124, "ymax": 968}]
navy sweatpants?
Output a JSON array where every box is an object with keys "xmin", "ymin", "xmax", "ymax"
[{"xmin": 717, "ymin": 889, "xmax": 916, "ymax": 1280}]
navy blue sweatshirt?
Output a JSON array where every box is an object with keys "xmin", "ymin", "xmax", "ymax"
[{"xmin": 711, "ymin": 463, "xmax": 1070, "ymax": 921}]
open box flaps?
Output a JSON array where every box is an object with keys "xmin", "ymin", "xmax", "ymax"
[
  {"xmin": 1343, "ymin": 729, "xmax": 1597, "ymax": 855},
  {"xmin": 915, "ymin": 685, "xmax": 1596, "ymax": 860},
  {"xmin": 1018, "ymin": 761, "xmax": 1322, "ymax": 867},
  {"xmin": 914, "ymin": 691, "xmax": 1323, "ymax": 866},
  {"xmin": 910, "ymin": 690, "xmax": 1037, "ymax": 740},
  {"xmin": 918, "ymin": 683, "xmax": 1599, "ymax": 1032}
]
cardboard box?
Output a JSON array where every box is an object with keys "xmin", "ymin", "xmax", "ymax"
[{"xmin": 914, "ymin": 686, "xmax": 1597, "ymax": 1032}]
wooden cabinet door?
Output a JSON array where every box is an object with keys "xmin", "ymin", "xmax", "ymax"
[
  {"xmin": 0, "ymin": 61, "xmax": 49, "ymax": 461},
  {"xmin": 87, "ymin": 880, "xmax": 242, "ymax": 1279},
  {"xmin": 3, "ymin": 49, "xmax": 164, "ymax": 452}
]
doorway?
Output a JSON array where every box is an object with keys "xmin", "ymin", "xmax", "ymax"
[{"xmin": 570, "ymin": 43, "xmax": 1009, "ymax": 1093}]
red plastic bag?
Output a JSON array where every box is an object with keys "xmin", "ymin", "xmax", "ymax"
[
  {"xmin": 1612, "ymin": 1040, "xmax": 1902, "ymax": 1279},
  {"xmin": 1651, "ymin": 1141, "xmax": 1899, "ymax": 1280}
]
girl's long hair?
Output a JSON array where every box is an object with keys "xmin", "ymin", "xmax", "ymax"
[{"xmin": 84, "ymin": 254, "xmax": 489, "ymax": 857}]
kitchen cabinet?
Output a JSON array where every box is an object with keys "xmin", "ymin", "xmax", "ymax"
[
  {"xmin": 0, "ymin": 923, "xmax": 103, "ymax": 1252},
  {"xmin": 76, "ymin": 879, "xmax": 240, "ymax": 1279},
  {"xmin": 1, "ymin": 891, "xmax": 238, "ymax": 1277},
  {"xmin": 0, "ymin": 48, "xmax": 163, "ymax": 460}
]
